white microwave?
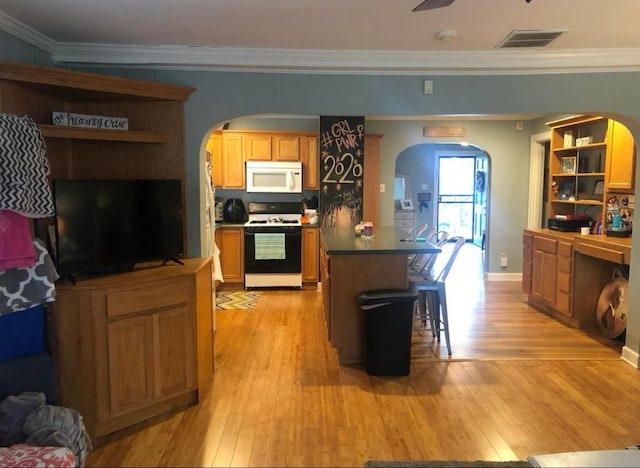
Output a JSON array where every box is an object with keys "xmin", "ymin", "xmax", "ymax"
[{"xmin": 246, "ymin": 160, "xmax": 302, "ymax": 193}]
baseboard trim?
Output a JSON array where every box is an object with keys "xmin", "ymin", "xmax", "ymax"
[
  {"xmin": 621, "ymin": 346, "xmax": 640, "ymax": 368},
  {"xmin": 485, "ymin": 272, "xmax": 523, "ymax": 282}
]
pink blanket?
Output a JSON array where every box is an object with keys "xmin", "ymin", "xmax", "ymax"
[{"xmin": 0, "ymin": 210, "xmax": 36, "ymax": 270}]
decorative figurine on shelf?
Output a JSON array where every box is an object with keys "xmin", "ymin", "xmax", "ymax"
[
  {"xmin": 621, "ymin": 196, "xmax": 633, "ymax": 232},
  {"xmin": 551, "ymin": 181, "xmax": 558, "ymax": 195},
  {"xmin": 606, "ymin": 195, "xmax": 620, "ymax": 226}
]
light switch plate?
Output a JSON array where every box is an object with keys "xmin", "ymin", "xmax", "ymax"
[{"xmin": 379, "ymin": 183, "xmax": 385, "ymax": 193}]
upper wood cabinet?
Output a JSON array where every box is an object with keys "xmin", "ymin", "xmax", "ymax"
[
  {"xmin": 207, "ymin": 131, "xmax": 223, "ymax": 187},
  {"xmin": 221, "ymin": 133, "xmax": 245, "ymax": 188},
  {"xmin": 244, "ymin": 132, "xmax": 300, "ymax": 161},
  {"xmin": 605, "ymin": 120, "xmax": 636, "ymax": 191},
  {"xmin": 301, "ymin": 135, "xmax": 319, "ymax": 190},
  {"xmin": 216, "ymin": 130, "xmax": 318, "ymax": 189}
]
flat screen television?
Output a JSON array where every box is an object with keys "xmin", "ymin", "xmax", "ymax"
[{"xmin": 52, "ymin": 179, "xmax": 184, "ymax": 278}]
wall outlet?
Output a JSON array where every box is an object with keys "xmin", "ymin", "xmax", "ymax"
[
  {"xmin": 423, "ymin": 80, "xmax": 433, "ymax": 95},
  {"xmin": 500, "ymin": 253, "xmax": 508, "ymax": 268},
  {"xmin": 379, "ymin": 183, "xmax": 385, "ymax": 193}
]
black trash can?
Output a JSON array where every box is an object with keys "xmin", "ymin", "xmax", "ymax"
[{"xmin": 358, "ymin": 289, "xmax": 418, "ymax": 376}]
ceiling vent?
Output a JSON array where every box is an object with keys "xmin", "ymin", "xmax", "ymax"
[{"xmin": 497, "ymin": 29, "xmax": 568, "ymax": 48}]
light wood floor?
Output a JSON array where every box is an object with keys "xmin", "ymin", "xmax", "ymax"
[{"xmin": 86, "ymin": 244, "xmax": 640, "ymax": 467}]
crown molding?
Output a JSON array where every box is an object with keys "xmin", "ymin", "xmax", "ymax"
[
  {"xmin": 0, "ymin": 10, "xmax": 53, "ymax": 53},
  {"xmin": 4, "ymin": 11, "xmax": 640, "ymax": 75},
  {"xmin": 50, "ymin": 43, "xmax": 640, "ymax": 75}
]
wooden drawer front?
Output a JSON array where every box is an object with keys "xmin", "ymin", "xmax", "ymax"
[
  {"xmin": 557, "ymin": 271, "xmax": 572, "ymax": 294},
  {"xmin": 556, "ymin": 291, "xmax": 571, "ymax": 315},
  {"xmin": 576, "ymin": 243, "xmax": 625, "ymax": 264},
  {"xmin": 106, "ymin": 279, "xmax": 190, "ymax": 318},
  {"xmin": 557, "ymin": 241, "xmax": 573, "ymax": 258},
  {"xmin": 533, "ymin": 236, "xmax": 556, "ymax": 254},
  {"xmin": 557, "ymin": 256, "xmax": 572, "ymax": 275}
]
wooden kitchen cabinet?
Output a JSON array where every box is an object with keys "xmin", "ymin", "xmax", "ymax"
[
  {"xmin": 215, "ymin": 227, "xmax": 244, "ymax": 287},
  {"xmin": 221, "ymin": 133, "xmax": 245, "ymax": 188},
  {"xmin": 243, "ymin": 132, "xmax": 300, "ymax": 161},
  {"xmin": 523, "ymin": 229, "xmax": 633, "ymax": 329},
  {"xmin": 555, "ymin": 240, "xmax": 574, "ymax": 316},
  {"xmin": 605, "ymin": 119, "xmax": 636, "ymax": 191},
  {"xmin": 302, "ymin": 227, "xmax": 319, "ymax": 283},
  {"xmin": 531, "ymin": 235, "xmax": 557, "ymax": 306},
  {"xmin": 522, "ymin": 232, "xmax": 533, "ymax": 294},
  {"xmin": 527, "ymin": 231, "xmax": 574, "ymax": 321},
  {"xmin": 301, "ymin": 135, "xmax": 319, "ymax": 190},
  {"xmin": 53, "ymin": 258, "xmax": 213, "ymax": 443}
]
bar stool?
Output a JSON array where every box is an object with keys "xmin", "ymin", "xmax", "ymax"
[{"xmin": 408, "ymin": 236, "xmax": 465, "ymax": 355}]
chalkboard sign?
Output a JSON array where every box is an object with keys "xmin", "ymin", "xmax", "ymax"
[{"xmin": 319, "ymin": 116, "xmax": 365, "ymax": 228}]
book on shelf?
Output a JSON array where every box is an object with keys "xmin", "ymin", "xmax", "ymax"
[{"xmin": 554, "ymin": 214, "xmax": 589, "ymax": 220}]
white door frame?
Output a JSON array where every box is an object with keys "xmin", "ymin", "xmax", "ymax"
[{"xmin": 527, "ymin": 131, "xmax": 550, "ymax": 229}]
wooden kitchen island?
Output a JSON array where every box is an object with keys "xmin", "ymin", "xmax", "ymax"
[{"xmin": 320, "ymin": 227, "xmax": 440, "ymax": 364}]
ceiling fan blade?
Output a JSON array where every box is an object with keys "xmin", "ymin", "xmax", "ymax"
[{"xmin": 412, "ymin": 0, "xmax": 456, "ymax": 11}]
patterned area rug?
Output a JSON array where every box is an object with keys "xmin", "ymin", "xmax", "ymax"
[{"xmin": 216, "ymin": 290, "xmax": 260, "ymax": 310}]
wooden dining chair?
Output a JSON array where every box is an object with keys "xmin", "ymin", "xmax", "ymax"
[{"xmin": 408, "ymin": 236, "xmax": 466, "ymax": 355}]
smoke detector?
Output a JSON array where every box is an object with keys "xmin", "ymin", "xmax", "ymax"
[{"xmin": 436, "ymin": 29, "xmax": 457, "ymax": 42}]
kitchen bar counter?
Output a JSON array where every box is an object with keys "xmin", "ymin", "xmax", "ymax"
[
  {"xmin": 322, "ymin": 226, "xmax": 441, "ymax": 255},
  {"xmin": 320, "ymin": 226, "xmax": 440, "ymax": 364}
]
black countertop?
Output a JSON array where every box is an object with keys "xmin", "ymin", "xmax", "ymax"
[{"xmin": 321, "ymin": 226, "xmax": 440, "ymax": 255}]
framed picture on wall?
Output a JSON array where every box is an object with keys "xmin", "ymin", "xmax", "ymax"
[{"xmin": 561, "ymin": 156, "xmax": 577, "ymax": 174}]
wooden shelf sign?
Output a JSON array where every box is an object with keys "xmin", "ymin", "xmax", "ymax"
[
  {"xmin": 423, "ymin": 126, "xmax": 465, "ymax": 137},
  {"xmin": 52, "ymin": 111, "xmax": 129, "ymax": 130}
]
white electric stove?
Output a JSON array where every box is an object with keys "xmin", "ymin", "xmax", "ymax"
[{"xmin": 243, "ymin": 202, "xmax": 303, "ymax": 288}]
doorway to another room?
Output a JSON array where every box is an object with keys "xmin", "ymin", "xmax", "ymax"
[
  {"xmin": 394, "ymin": 144, "xmax": 490, "ymax": 278},
  {"xmin": 436, "ymin": 153, "xmax": 488, "ymax": 249}
]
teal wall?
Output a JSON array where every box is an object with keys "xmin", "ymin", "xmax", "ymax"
[{"xmin": 3, "ymin": 34, "xmax": 640, "ymax": 359}]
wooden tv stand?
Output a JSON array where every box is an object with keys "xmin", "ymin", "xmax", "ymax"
[{"xmin": 52, "ymin": 258, "xmax": 213, "ymax": 444}]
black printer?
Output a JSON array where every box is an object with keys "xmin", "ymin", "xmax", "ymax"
[{"xmin": 547, "ymin": 217, "xmax": 591, "ymax": 232}]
